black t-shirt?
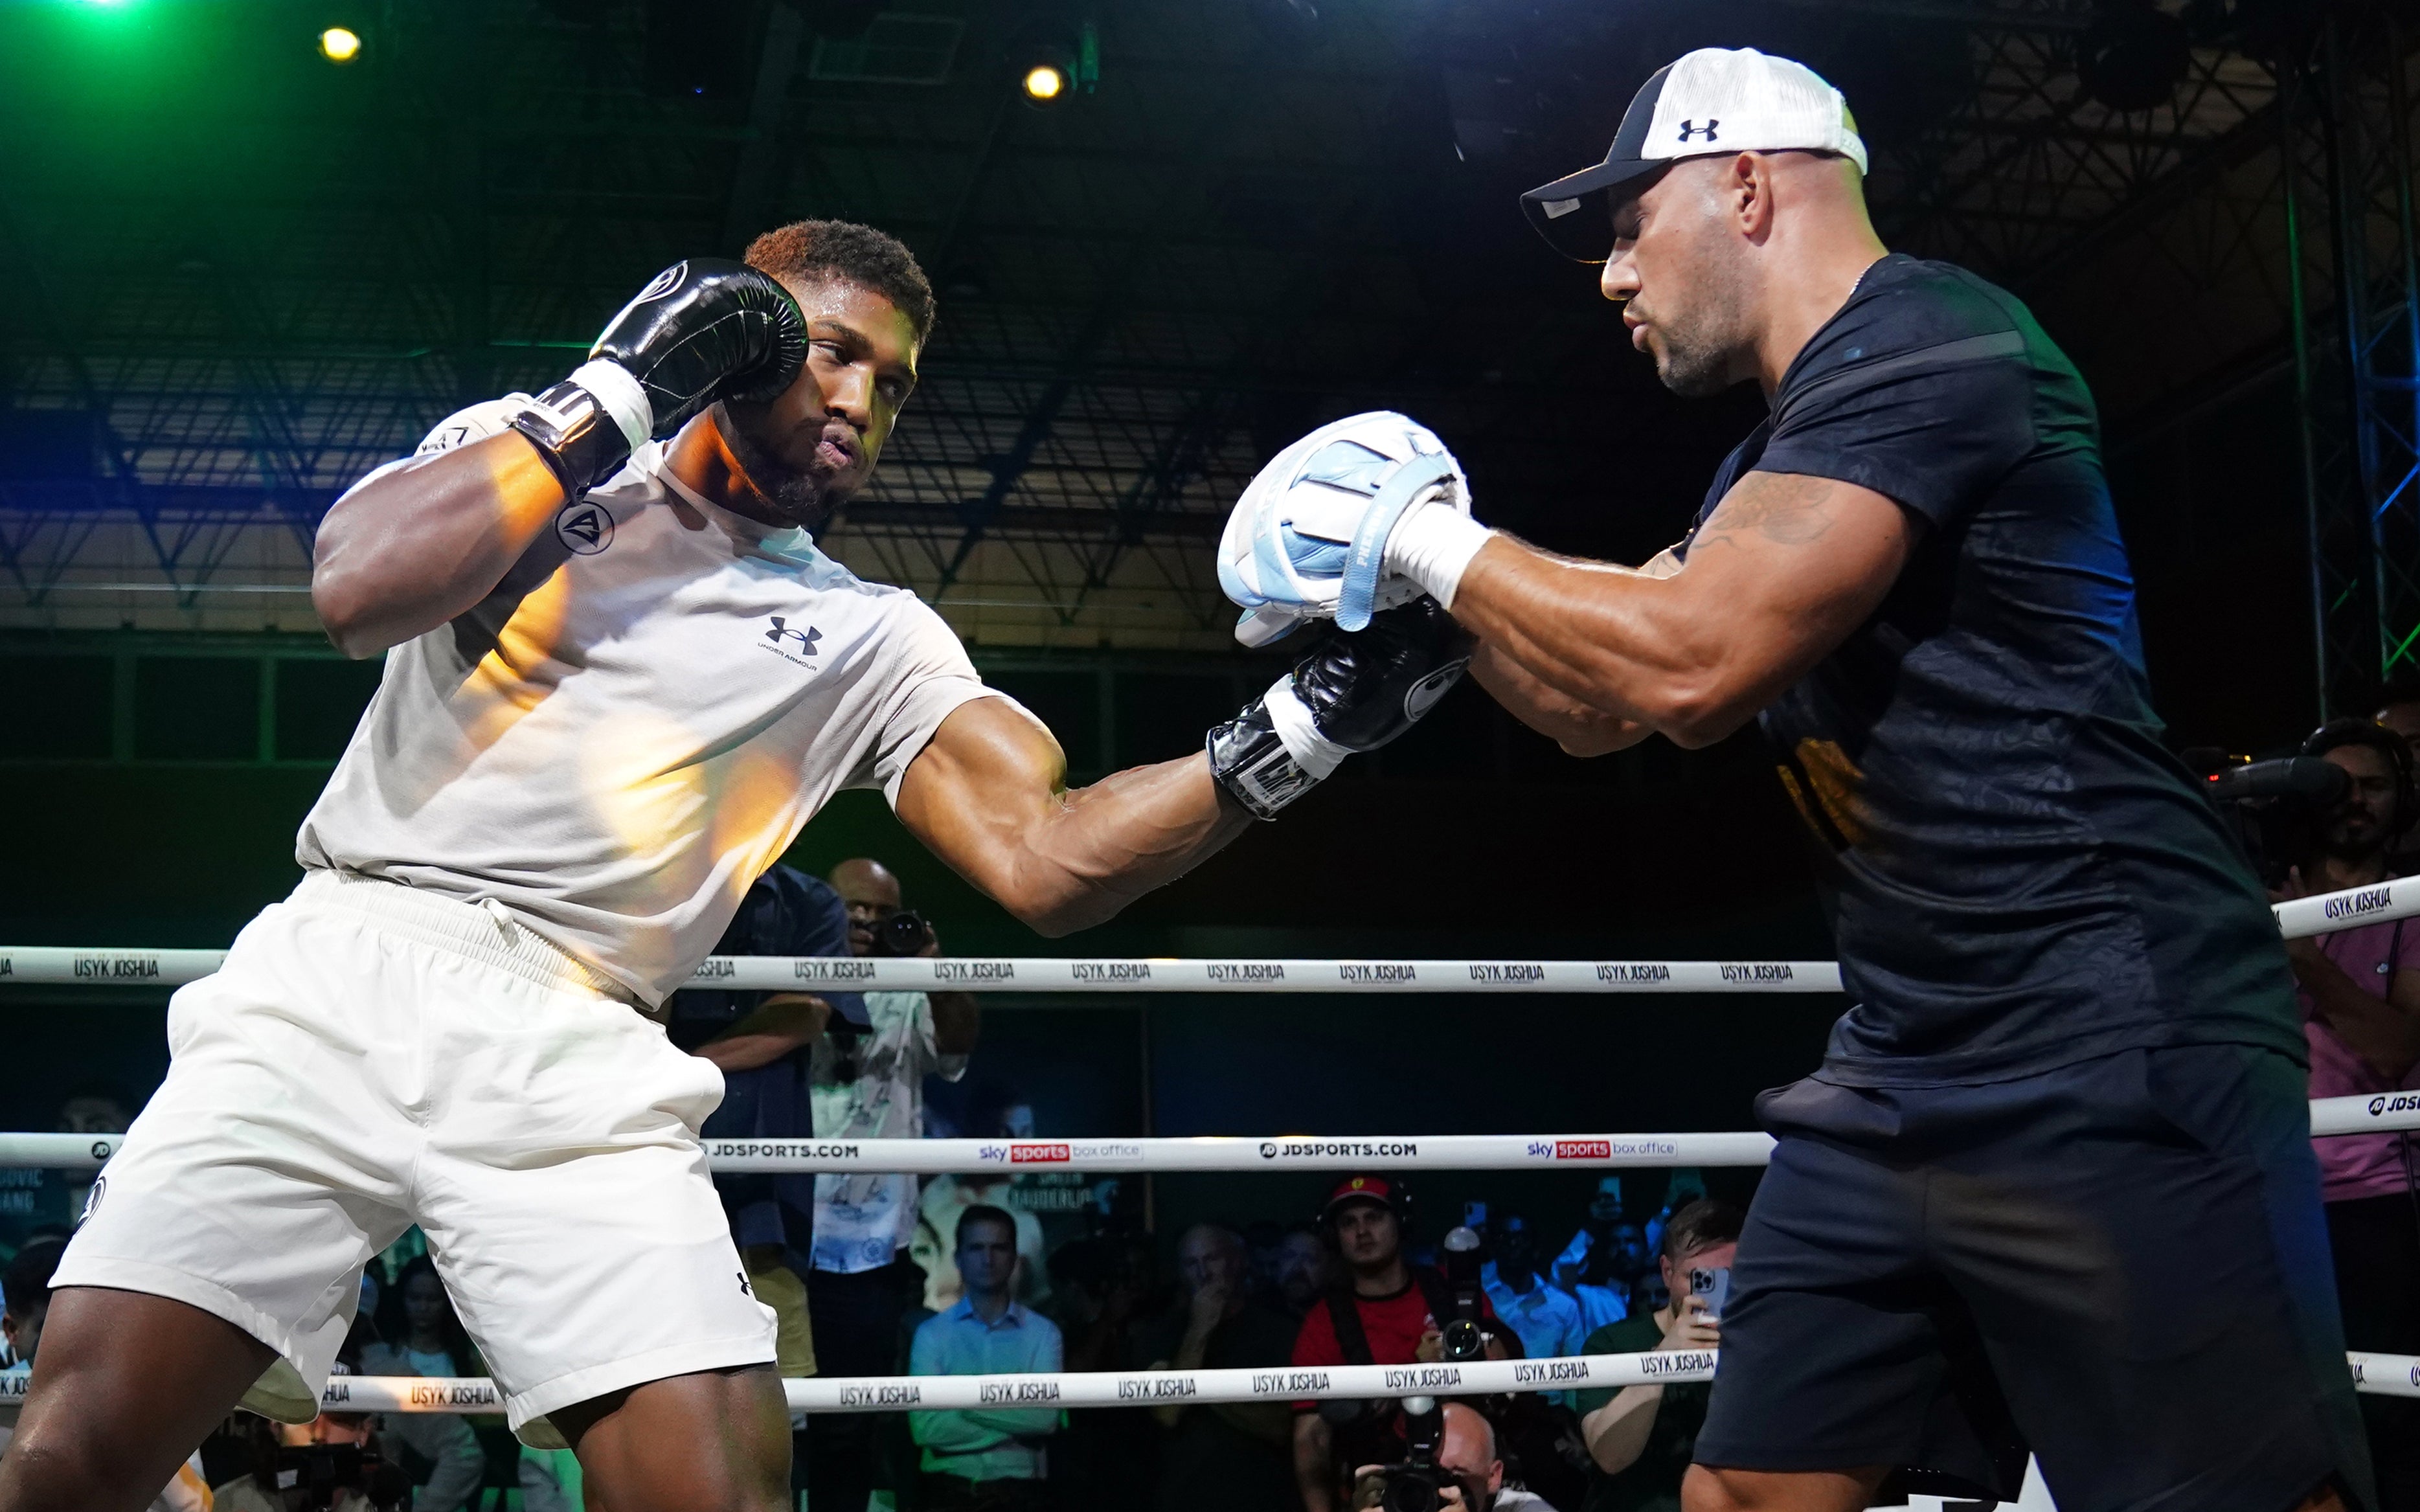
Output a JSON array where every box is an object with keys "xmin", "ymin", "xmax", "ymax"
[{"xmin": 1682, "ymin": 254, "xmax": 2301, "ymax": 1087}]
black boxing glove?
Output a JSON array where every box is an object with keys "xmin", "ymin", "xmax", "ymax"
[
  {"xmin": 509, "ymin": 258, "xmax": 807, "ymax": 496},
  {"xmin": 1206, "ymin": 596, "xmax": 1475, "ymax": 820}
]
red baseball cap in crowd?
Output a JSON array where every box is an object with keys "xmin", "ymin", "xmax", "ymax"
[{"xmin": 1322, "ymin": 1174, "xmax": 1403, "ymax": 1220}]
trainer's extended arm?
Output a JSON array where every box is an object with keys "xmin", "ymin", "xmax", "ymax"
[
  {"xmin": 1466, "ymin": 547, "xmax": 1680, "ymax": 758},
  {"xmin": 1449, "ymin": 471, "xmax": 1912, "ymax": 749},
  {"xmin": 896, "ymin": 699, "xmax": 1252, "ymax": 939}
]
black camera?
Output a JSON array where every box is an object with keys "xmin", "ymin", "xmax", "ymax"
[
  {"xmin": 1375, "ymin": 1397, "xmax": 1459, "ymax": 1512},
  {"xmin": 869, "ymin": 908, "xmax": 929, "ymax": 958},
  {"xmin": 272, "ymin": 1443, "xmax": 411, "ymax": 1512},
  {"xmin": 2188, "ymin": 750, "xmax": 2349, "ymax": 887}
]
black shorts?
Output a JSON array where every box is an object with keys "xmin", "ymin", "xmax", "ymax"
[{"xmin": 1694, "ymin": 1044, "xmax": 2373, "ymax": 1512}]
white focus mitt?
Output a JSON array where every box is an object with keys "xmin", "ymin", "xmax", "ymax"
[{"xmin": 1216, "ymin": 411, "xmax": 1476, "ymax": 647}]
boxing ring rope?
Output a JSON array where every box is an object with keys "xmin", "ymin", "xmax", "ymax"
[
  {"xmin": 5, "ymin": 873, "xmax": 2410, "ymax": 995},
  {"xmin": 0, "ymin": 1095, "xmax": 2412, "ymax": 1175},
  {"xmin": 8, "ymin": 1352, "xmax": 2411, "ymax": 1415}
]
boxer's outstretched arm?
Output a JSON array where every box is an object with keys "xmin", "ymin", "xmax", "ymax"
[
  {"xmin": 313, "ymin": 433, "xmax": 568, "ymax": 658},
  {"xmin": 896, "ymin": 697, "xmax": 1252, "ymax": 938},
  {"xmin": 1453, "ymin": 471, "xmax": 1912, "ymax": 749}
]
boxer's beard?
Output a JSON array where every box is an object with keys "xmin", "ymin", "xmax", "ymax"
[
  {"xmin": 1645, "ymin": 248, "xmax": 1753, "ymax": 399},
  {"xmin": 716, "ymin": 400, "xmax": 844, "ymax": 534}
]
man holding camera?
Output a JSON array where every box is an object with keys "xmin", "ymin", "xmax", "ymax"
[
  {"xmin": 805, "ymin": 855, "xmax": 978, "ymax": 1512},
  {"xmin": 1291, "ymin": 1179, "xmax": 1511, "ymax": 1512},
  {"xmin": 1574, "ymin": 1200, "xmax": 1740, "ymax": 1512},
  {"xmin": 2276, "ymin": 721, "xmax": 2420, "ymax": 1509},
  {"xmin": 1349, "ymin": 1403, "xmax": 1554, "ymax": 1512}
]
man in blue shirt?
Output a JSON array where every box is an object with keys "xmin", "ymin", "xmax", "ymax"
[{"xmin": 909, "ymin": 1206, "xmax": 1062, "ymax": 1509}]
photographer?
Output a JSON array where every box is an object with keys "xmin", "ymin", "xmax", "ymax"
[
  {"xmin": 1572, "ymin": 1199, "xmax": 1739, "ymax": 1512},
  {"xmin": 1291, "ymin": 1179, "xmax": 1514, "ymax": 1512},
  {"xmin": 1348, "ymin": 1402, "xmax": 1554, "ymax": 1512},
  {"xmin": 212, "ymin": 1342, "xmax": 411, "ymax": 1512},
  {"xmin": 811, "ymin": 856, "xmax": 978, "ymax": 1512},
  {"xmin": 2275, "ymin": 719, "xmax": 2420, "ymax": 1509}
]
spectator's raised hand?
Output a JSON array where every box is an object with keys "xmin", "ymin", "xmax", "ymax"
[
  {"xmin": 1186, "ymin": 1274, "xmax": 1232, "ymax": 1338},
  {"xmin": 1658, "ymin": 1292, "xmax": 1720, "ymax": 1353},
  {"xmin": 1416, "ymin": 1326, "xmax": 1445, "ymax": 1363}
]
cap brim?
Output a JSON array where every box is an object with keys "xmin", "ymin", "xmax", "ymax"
[{"xmin": 1519, "ymin": 158, "xmax": 1668, "ymax": 264}]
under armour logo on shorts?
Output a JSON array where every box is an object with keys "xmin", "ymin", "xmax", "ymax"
[{"xmin": 1677, "ymin": 120, "xmax": 1719, "ymax": 142}]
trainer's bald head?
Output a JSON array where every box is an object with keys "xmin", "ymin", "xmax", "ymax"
[
  {"xmin": 1601, "ymin": 148, "xmax": 1885, "ymax": 398},
  {"xmin": 828, "ymin": 857, "xmax": 901, "ymax": 911}
]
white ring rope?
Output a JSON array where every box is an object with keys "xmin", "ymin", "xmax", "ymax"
[
  {"xmin": 0, "ymin": 949, "xmax": 1840, "ymax": 994},
  {"xmin": 0, "ymin": 1095, "xmax": 2408, "ymax": 1174},
  {"xmin": 6, "ymin": 872, "xmax": 2408, "ymax": 993},
  {"xmin": 9, "ymin": 1351, "xmax": 2405, "ymax": 1416}
]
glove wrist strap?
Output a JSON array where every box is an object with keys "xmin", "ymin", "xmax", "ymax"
[
  {"xmin": 1386, "ymin": 506, "xmax": 1494, "ymax": 611},
  {"xmin": 1206, "ymin": 695, "xmax": 1321, "ymax": 821},
  {"xmin": 1263, "ymin": 678, "xmax": 1348, "ymax": 779},
  {"xmin": 508, "ymin": 378, "xmax": 635, "ymax": 498}
]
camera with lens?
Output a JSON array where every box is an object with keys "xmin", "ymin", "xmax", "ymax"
[
  {"xmin": 271, "ymin": 1443, "xmax": 411, "ymax": 1512},
  {"xmin": 1437, "ymin": 1225, "xmax": 1489, "ymax": 1362},
  {"xmin": 1373, "ymin": 1397, "xmax": 1459, "ymax": 1512},
  {"xmin": 2185, "ymin": 749, "xmax": 2350, "ymax": 888},
  {"xmin": 869, "ymin": 908, "xmax": 930, "ymax": 958}
]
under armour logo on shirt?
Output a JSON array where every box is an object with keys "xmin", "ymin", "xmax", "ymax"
[
  {"xmin": 1677, "ymin": 119, "xmax": 1719, "ymax": 142},
  {"xmin": 765, "ymin": 616, "xmax": 822, "ymax": 654},
  {"xmin": 738, "ymin": 1271, "xmax": 754, "ymax": 1297}
]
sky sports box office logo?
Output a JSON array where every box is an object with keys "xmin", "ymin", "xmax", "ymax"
[{"xmin": 975, "ymin": 1142, "xmax": 1146, "ymax": 1164}]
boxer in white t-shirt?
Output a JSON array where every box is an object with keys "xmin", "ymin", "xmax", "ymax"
[{"xmin": 0, "ymin": 221, "xmax": 1472, "ymax": 1512}]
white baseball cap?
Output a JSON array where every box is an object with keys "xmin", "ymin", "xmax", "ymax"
[{"xmin": 1521, "ymin": 47, "xmax": 1868, "ymax": 263}]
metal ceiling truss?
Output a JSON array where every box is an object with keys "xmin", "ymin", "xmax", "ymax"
[
  {"xmin": 2283, "ymin": 1, "xmax": 2420, "ymax": 714},
  {"xmin": 0, "ymin": 0, "xmax": 2399, "ymax": 655}
]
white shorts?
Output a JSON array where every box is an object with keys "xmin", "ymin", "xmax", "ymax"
[{"xmin": 55, "ymin": 870, "xmax": 777, "ymax": 1446}]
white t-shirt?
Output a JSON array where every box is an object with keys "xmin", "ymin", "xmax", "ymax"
[
  {"xmin": 808, "ymin": 989, "xmax": 968, "ymax": 1272},
  {"xmin": 297, "ymin": 412, "xmax": 1001, "ymax": 1006}
]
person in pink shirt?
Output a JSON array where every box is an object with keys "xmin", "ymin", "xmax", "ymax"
[{"xmin": 2279, "ymin": 717, "xmax": 2420, "ymax": 1511}]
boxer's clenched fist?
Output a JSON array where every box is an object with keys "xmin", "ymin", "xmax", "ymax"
[
  {"xmin": 1206, "ymin": 596, "xmax": 1474, "ymax": 819},
  {"xmin": 509, "ymin": 258, "xmax": 807, "ymax": 496}
]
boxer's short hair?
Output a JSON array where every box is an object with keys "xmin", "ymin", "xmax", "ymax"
[
  {"xmin": 1660, "ymin": 1197, "xmax": 1745, "ymax": 1263},
  {"xmin": 744, "ymin": 219, "xmax": 938, "ymax": 343}
]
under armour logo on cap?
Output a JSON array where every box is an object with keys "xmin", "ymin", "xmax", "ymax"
[{"xmin": 1677, "ymin": 119, "xmax": 1719, "ymax": 141}]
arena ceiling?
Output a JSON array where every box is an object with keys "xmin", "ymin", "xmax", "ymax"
[{"xmin": 0, "ymin": 0, "xmax": 2370, "ymax": 651}]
